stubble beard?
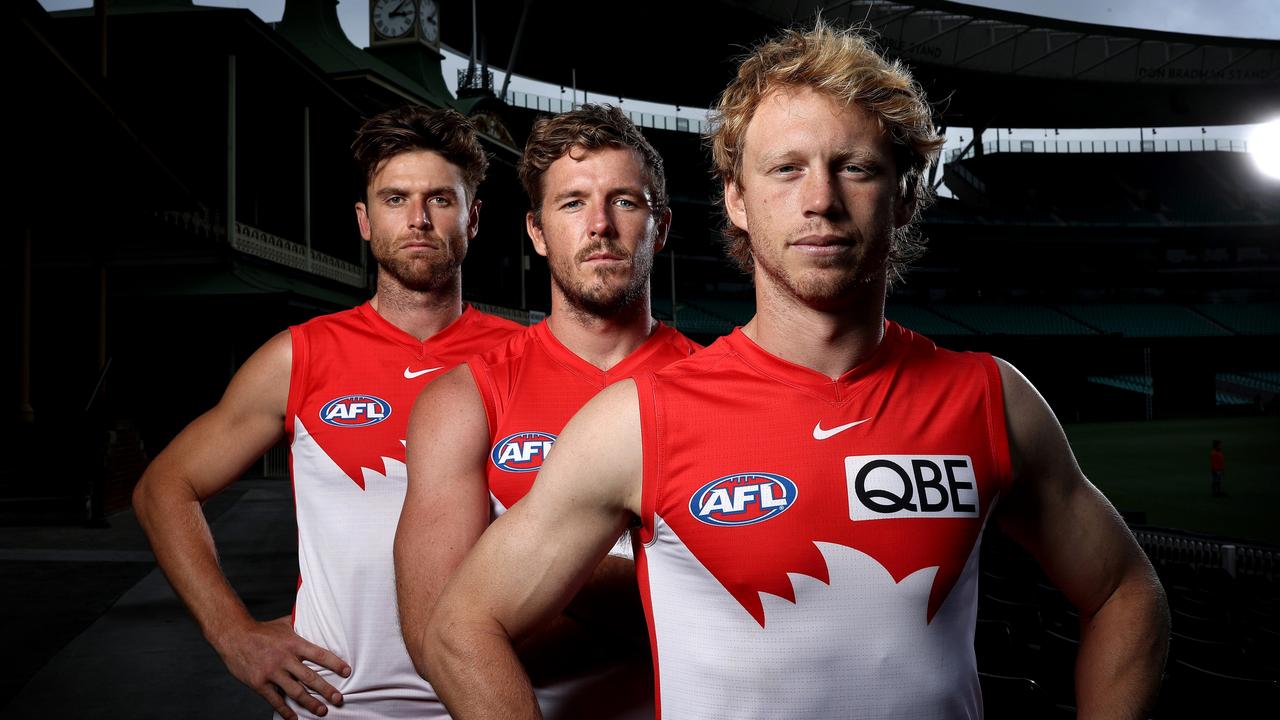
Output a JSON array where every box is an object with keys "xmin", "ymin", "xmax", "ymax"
[
  {"xmin": 370, "ymin": 230, "xmax": 462, "ymax": 293},
  {"xmin": 550, "ymin": 237, "xmax": 655, "ymax": 318},
  {"xmin": 755, "ymin": 228, "xmax": 891, "ymax": 308}
]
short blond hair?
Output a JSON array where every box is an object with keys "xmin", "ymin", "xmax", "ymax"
[{"xmin": 709, "ymin": 20, "xmax": 944, "ymax": 279}]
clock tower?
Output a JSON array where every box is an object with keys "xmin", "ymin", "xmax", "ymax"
[{"xmin": 369, "ymin": 0, "xmax": 440, "ymax": 52}]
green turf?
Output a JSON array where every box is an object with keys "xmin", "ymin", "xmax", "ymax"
[{"xmin": 1062, "ymin": 416, "xmax": 1280, "ymax": 546}]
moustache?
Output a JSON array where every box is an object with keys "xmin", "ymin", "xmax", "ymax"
[{"xmin": 575, "ymin": 240, "xmax": 631, "ymax": 264}]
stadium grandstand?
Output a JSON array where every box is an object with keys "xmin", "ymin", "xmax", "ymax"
[{"xmin": 5, "ymin": 0, "xmax": 1279, "ymax": 715}]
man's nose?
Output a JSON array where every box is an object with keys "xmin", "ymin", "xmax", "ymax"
[
  {"xmin": 588, "ymin": 201, "xmax": 615, "ymax": 237},
  {"xmin": 802, "ymin": 171, "xmax": 845, "ymax": 217},
  {"xmin": 409, "ymin": 197, "xmax": 431, "ymax": 229}
]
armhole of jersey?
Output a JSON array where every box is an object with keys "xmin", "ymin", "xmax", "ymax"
[
  {"xmin": 284, "ymin": 326, "xmax": 307, "ymax": 439},
  {"xmin": 466, "ymin": 358, "xmax": 500, "ymax": 441},
  {"xmin": 980, "ymin": 354, "xmax": 1014, "ymax": 494},
  {"xmin": 634, "ymin": 371, "xmax": 660, "ymax": 546}
]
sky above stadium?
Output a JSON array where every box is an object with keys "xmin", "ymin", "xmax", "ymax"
[{"xmin": 37, "ymin": 1, "xmax": 1280, "ymax": 43}]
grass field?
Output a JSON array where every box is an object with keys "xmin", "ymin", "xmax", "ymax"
[{"xmin": 1063, "ymin": 416, "xmax": 1280, "ymax": 546}]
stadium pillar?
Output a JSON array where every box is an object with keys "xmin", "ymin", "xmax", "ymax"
[
  {"xmin": 929, "ymin": 125, "xmax": 945, "ymax": 187},
  {"xmin": 19, "ymin": 224, "xmax": 34, "ymax": 424},
  {"xmin": 973, "ymin": 127, "xmax": 985, "ymax": 157}
]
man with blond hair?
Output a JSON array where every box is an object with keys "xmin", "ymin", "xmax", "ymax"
[
  {"xmin": 420, "ymin": 23, "xmax": 1169, "ymax": 719},
  {"xmin": 395, "ymin": 104, "xmax": 696, "ymax": 718}
]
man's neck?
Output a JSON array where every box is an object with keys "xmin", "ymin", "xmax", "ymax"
[
  {"xmin": 369, "ymin": 271, "xmax": 464, "ymax": 342},
  {"xmin": 743, "ymin": 275, "xmax": 887, "ymax": 380},
  {"xmin": 545, "ymin": 290, "xmax": 657, "ymax": 371}
]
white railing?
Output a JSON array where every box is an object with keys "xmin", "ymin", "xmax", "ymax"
[
  {"xmin": 947, "ymin": 137, "xmax": 1251, "ymax": 163},
  {"xmin": 1133, "ymin": 528, "xmax": 1278, "ymax": 579},
  {"xmin": 502, "ymin": 90, "xmax": 706, "ymax": 135},
  {"xmin": 232, "ymin": 222, "xmax": 365, "ymax": 288}
]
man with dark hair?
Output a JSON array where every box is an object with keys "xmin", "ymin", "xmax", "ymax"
[
  {"xmin": 134, "ymin": 105, "xmax": 519, "ymax": 719},
  {"xmin": 395, "ymin": 104, "xmax": 696, "ymax": 718},
  {"xmin": 422, "ymin": 23, "xmax": 1168, "ymax": 719}
]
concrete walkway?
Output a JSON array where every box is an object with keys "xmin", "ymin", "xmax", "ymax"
[{"xmin": 3, "ymin": 479, "xmax": 299, "ymax": 719}]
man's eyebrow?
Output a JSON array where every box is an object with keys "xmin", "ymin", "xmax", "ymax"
[
  {"xmin": 550, "ymin": 188, "xmax": 587, "ymax": 204},
  {"xmin": 551, "ymin": 186, "xmax": 650, "ymax": 203},
  {"xmin": 756, "ymin": 146, "xmax": 885, "ymax": 166},
  {"xmin": 375, "ymin": 186, "xmax": 459, "ymax": 198},
  {"xmin": 610, "ymin": 185, "xmax": 651, "ymax": 201}
]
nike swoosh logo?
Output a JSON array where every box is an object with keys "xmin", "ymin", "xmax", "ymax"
[
  {"xmin": 404, "ymin": 366, "xmax": 444, "ymax": 379},
  {"xmin": 812, "ymin": 418, "xmax": 872, "ymax": 440}
]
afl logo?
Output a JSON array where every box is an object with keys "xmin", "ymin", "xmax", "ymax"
[
  {"xmin": 689, "ymin": 472, "xmax": 797, "ymax": 527},
  {"xmin": 319, "ymin": 395, "xmax": 392, "ymax": 428},
  {"xmin": 491, "ymin": 431, "xmax": 557, "ymax": 473}
]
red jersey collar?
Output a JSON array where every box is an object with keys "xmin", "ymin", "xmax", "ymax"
[
  {"xmin": 356, "ymin": 301, "xmax": 482, "ymax": 358},
  {"xmin": 532, "ymin": 319, "xmax": 680, "ymax": 385},
  {"xmin": 723, "ymin": 319, "xmax": 905, "ymax": 402}
]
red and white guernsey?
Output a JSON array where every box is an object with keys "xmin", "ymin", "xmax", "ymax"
[
  {"xmin": 470, "ymin": 319, "xmax": 698, "ymax": 719},
  {"xmin": 633, "ymin": 321, "xmax": 1012, "ymax": 720},
  {"xmin": 284, "ymin": 303, "xmax": 520, "ymax": 720},
  {"xmin": 476, "ymin": 320, "xmax": 698, "ymax": 517}
]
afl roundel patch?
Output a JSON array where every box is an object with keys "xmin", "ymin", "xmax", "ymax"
[
  {"xmin": 491, "ymin": 431, "xmax": 558, "ymax": 473},
  {"xmin": 689, "ymin": 472, "xmax": 797, "ymax": 527},
  {"xmin": 319, "ymin": 395, "xmax": 392, "ymax": 428}
]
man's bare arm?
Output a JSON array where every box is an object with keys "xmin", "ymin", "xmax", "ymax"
[
  {"xmin": 132, "ymin": 330, "xmax": 349, "ymax": 719},
  {"xmin": 395, "ymin": 366, "xmax": 492, "ymax": 679},
  {"xmin": 994, "ymin": 359, "xmax": 1169, "ymax": 719},
  {"xmin": 423, "ymin": 380, "xmax": 644, "ymax": 719}
]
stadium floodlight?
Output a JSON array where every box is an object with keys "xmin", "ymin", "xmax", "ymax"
[{"xmin": 1249, "ymin": 119, "xmax": 1280, "ymax": 181}]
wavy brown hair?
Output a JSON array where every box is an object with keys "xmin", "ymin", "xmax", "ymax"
[
  {"xmin": 519, "ymin": 104, "xmax": 668, "ymax": 225},
  {"xmin": 352, "ymin": 106, "xmax": 488, "ymax": 202},
  {"xmin": 709, "ymin": 20, "xmax": 944, "ymax": 282}
]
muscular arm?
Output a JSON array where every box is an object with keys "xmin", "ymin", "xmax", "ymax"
[
  {"xmin": 994, "ymin": 359, "xmax": 1169, "ymax": 719},
  {"xmin": 423, "ymin": 380, "xmax": 644, "ymax": 719},
  {"xmin": 395, "ymin": 366, "xmax": 492, "ymax": 679},
  {"xmin": 132, "ymin": 330, "xmax": 349, "ymax": 719}
]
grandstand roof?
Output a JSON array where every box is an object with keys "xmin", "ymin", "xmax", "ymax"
[{"xmin": 441, "ymin": 0, "xmax": 1280, "ymax": 128}]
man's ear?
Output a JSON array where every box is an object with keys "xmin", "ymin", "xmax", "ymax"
[
  {"xmin": 724, "ymin": 178, "xmax": 749, "ymax": 233},
  {"xmin": 894, "ymin": 178, "xmax": 918, "ymax": 229},
  {"xmin": 652, "ymin": 207, "xmax": 672, "ymax": 254},
  {"xmin": 355, "ymin": 201, "xmax": 371, "ymax": 241},
  {"xmin": 525, "ymin": 211, "xmax": 548, "ymax": 258},
  {"xmin": 467, "ymin": 199, "xmax": 483, "ymax": 240}
]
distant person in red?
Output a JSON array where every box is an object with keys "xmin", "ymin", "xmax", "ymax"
[{"xmin": 1210, "ymin": 440, "xmax": 1226, "ymax": 497}]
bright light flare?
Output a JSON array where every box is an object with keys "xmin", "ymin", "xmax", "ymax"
[{"xmin": 1250, "ymin": 119, "xmax": 1280, "ymax": 180}]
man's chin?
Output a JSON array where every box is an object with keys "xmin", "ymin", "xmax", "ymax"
[{"xmin": 381, "ymin": 262, "xmax": 459, "ymax": 293}]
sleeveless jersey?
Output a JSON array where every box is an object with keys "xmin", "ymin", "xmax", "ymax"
[
  {"xmin": 284, "ymin": 303, "xmax": 520, "ymax": 719},
  {"xmin": 469, "ymin": 319, "xmax": 699, "ymax": 720},
  {"xmin": 475, "ymin": 320, "xmax": 699, "ymax": 516},
  {"xmin": 633, "ymin": 321, "xmax": 1012, "ymax": 720}
]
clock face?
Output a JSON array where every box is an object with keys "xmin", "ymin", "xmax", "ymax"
[
  {"xmin": 373, "ymin": 0, "xmax": 415, "ymax": 40},
  {"xmin": 419, "ymin": 0, "xmax": 440, "ymax": 44}
]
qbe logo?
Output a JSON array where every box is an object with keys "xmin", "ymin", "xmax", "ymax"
[
  {"xmin": 319, "ymin": 395, "xmax": 392, "ymax": 428},
  {"xmin": 491, "ymin": 431, "xmax": 557, "ymax": 473},
  {"xmin": 689, "ymin": 473, "xmax": 797, "ymax": 527},
  {"xmin": 845, "ymin": 455, "xmax": 979, "ymax": 521}
]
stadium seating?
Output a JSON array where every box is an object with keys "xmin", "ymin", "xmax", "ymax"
[
  {"xmin": 950, "ymin": 151, "xmax": 1280, "ymax": 226},
  {"xmin": 884, "ymin": 304, "xmax": 974, "ymax": 335},
  {"xmin": 929, "ymin": 303, "xmax": 1096, "ymax": 335},
  {"xmin": 1194, "ymin": 303, "xmax": 1280, "ymax": 334},
  {"xmin": 1086, "ymin": 374, "xmax": 1152, "ymax": 396},
  {"xmin": 978, "ymin": 524, "xmax": 1280, "ymax": 717},
  {"xmin": 977, "ymin": 672, "xmax": 1055, "ymax": 719},
  {"xmin": 1054, "ymin": 303, "xmax": 1232, "ymax": 337}
]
